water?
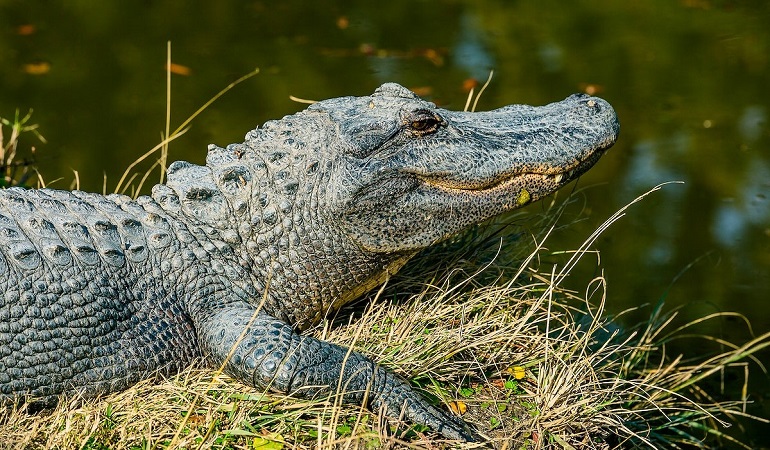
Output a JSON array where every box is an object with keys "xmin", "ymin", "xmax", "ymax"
[{"xmin": 1, "ymin": 0, "xmax": 769, "ymax": 444}]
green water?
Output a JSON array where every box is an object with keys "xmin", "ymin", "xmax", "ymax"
[{"xmin": 2, "ymin": 0, "xmax": 769, "ymax": 445}]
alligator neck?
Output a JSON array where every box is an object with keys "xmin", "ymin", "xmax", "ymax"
[{"xmin": 149, "ymin": 162, "xmax": 411, "ymax": 330}]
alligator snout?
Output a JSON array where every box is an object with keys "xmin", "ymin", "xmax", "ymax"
[{"xmin": 566, "ymin": 93, "xmax": 621, "ymax": 145}]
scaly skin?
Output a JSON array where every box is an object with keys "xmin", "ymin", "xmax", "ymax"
[{"xmin": 0, "ymin": 83, "xmax": 619, "ymax": 441}]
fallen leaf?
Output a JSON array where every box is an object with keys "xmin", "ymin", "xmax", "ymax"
[
  {"xmin": 253, "ymin": 432, "xmax": 285, "ymax": 449},
  {"xmin": 23, "ymin": 61, "xmax": 50, "ymax": 75},
  {"xmin": 16, "ymin": 24, "xmax": 36, "ymax": 36},
  {"xmin": 579, "ymin": 83, "xmax": 604, "ymax": 95},
  {"xmin": 409, "ymin": 86, "xmax": 433, "ymax": 97},
  {"xmin": 166, "ymin": 62, "xmax": 191, "ymax": 76},
  {"xmin": 448, "ymin": 400, "xmax": 467, "ymax": 415},
  {"xmin": 506, "ymin": 366, "xmax": 527, "ymax": 380},
  {"xmin": 462, "ymin": 78, "xmax": 479, "ymax": 92}
]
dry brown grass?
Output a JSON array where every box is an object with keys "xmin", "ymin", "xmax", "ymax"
[{"xmin": 2, "ymin": 186, "xmax": 767, "ymax": 450}]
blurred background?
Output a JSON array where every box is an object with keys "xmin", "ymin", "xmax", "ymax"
[{"xmin": 1, "ymin": 0, "xmax": 768, "ymax": 445}]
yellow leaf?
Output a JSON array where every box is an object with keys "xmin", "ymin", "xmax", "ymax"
[
  {"xmin": 252, "ymin": 433, "xmax": 284, "ymax": 450},
  {"xmin": 449, "ymin": 401, "xmax": 467, "ymax": 415},
  {"xmin": 23, "ymin": 62, "xmax": 51, "ymax": 75},
  {"xmin": 506, "ymin": 366, "xmax": 526, "ymax": 380}
]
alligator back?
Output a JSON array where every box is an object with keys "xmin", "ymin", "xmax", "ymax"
[{"xmin": 0, "ymin": 187, "xmax": 198, "ymax": 404}]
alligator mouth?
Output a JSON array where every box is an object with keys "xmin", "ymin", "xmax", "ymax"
[
  {"xmin": 409, "ymin": 144, "xmax": 612, "ymax": 193},
  {"xmin": 412, "ymin": 148, "xmax": 606, "ymax": 194},
  {"xmin": 417, "ymin": 169, "xmax": 575, "ymax": 192}
]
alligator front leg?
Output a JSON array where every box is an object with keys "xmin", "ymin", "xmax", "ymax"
[{"xmin": 198, "ymin": 304, "xmax": 475, "ymax": 441}]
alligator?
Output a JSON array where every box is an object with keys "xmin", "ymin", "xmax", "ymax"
[{"xmin": 0, "ymin": 83, "xmax": 619, "ymax": 441}]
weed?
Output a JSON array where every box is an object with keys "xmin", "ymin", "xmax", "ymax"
[{"xmin": 0, "ymin": 109, "xmax": 46, "ymax": 188}]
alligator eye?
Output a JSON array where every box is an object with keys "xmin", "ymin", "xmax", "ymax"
[
  {"xmin": 410, "ymin": 119, "xmax": 435, "ymax": 131},
  {"xmin": 407, "ymin": 111, "xmax": 443, "ymax": 135}
]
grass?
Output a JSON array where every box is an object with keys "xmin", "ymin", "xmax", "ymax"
[
  {"xmin": 2, "ymin": 72, "xmax": 769, "ymax": 449},
  {"xmin": 0, "ymin": 108, "xmax": 46, "ymax": 188}
]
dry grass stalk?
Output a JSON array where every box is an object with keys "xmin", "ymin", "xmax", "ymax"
[{"xmin": 0, "ymin": 109, "xmax": 46, "ymax": 188}]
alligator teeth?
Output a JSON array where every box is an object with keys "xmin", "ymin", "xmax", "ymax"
[{"xmin": 554, "ymin": 173, "xmax": 564, "ymax": 183}]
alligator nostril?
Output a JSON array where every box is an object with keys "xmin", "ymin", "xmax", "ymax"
[{"xmin": 569, "ymin": 93, "xmax": 589, "ymax": 100}]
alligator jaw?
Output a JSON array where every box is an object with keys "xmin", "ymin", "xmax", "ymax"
[
  {"xmin": 418, "ymin": 167, "xmax": 578, "ymax": 192},
  {"xmin": 413, "ymin": 144, "xmax": 608, "ymax": 196}
]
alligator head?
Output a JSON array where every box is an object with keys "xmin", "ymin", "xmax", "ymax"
[
  {"xmin": 162, "ymin": 83, "xmax": 619, "ymax": 327},
  {"xmin": 318, "ymin": 83, "xmax": 619, "ymax": 252}
]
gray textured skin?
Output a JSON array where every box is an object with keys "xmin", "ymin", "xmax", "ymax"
[{"xmin": 0, "ymin": 83, "xmax": 619, "ymax": 441}]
